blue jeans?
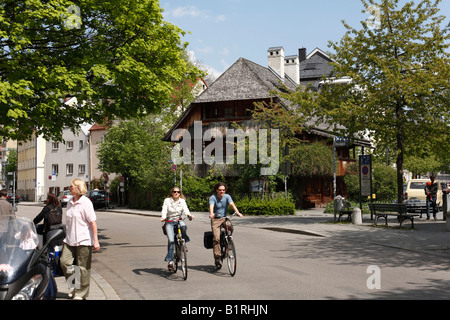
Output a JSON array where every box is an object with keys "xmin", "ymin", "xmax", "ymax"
[
  {"xmin": 164, "ymin": 220, "xmax": 190, "ymax": 261},
  {"xmin": 426, "ymin": 196, "xmax": 437, "ymax": 219}
]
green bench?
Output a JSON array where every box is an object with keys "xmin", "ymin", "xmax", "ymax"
[{"xmin": 368, "ymin": 203, "xmax": 420, "ymax": 228}]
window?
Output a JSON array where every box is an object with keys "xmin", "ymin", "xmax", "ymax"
[
  {"xmin": 78, "ymin": 164, "xmax": 86, "ymax": 174},
  {"xmin": 224, "ymin": 107, "xmax": 234, "ymax": 118},
  {"xmin": 52, "ymin": 142, "xmax": 59, "ymax": 150},
  {"xmin": 66, "ymin": 164, "xmax": 73, "ymax": 175},
  {"xmin": 66, "ymin": 141, "xmax": 74, "ymax": 150},
  {"xmin": 51, "ymin": 164, "xmax": 59, "ymax": 176},
  {"xmin": 79, "ymin": 140, "xmax": 84, "ymax": 149}
]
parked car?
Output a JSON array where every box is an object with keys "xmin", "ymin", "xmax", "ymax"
[
  {"xmin": 87, "ymin": 190, "xmax": 109, "ymax": 209},
  {"xmin": 405, "ymin": 179, "xmax": 443, "ymax": 209},
  {"xmin": 6, "ymin": 193, "xmax": 19, "ymax": 204},
  {"xmin": 58, "ymin": 190, "xmax": 73, "ymax": 207}
]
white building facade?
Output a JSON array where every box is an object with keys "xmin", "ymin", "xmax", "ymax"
[{"xmin": 44, "ymin": 124, "xmax": 92, "ymax": 196}]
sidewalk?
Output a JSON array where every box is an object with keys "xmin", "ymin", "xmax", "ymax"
[{"xmin": 55, "ymin": 269, "xmax": 121, "ymax": 300}]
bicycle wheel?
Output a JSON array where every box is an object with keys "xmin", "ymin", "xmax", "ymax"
[
  {"xmin": 179, "ymin": 240, "xmax": 188, "ymax": 280},
  {"xmin": 226, "ymin": 237, "xmax": 237, "ymax": 276}
]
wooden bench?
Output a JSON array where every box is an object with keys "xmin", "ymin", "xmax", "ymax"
[{"xmin": 368, "ymin": 203, "xmax": 420, "ymax": 228}]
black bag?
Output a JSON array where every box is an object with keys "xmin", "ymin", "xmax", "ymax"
[
  {"xmin": 203, "ymin": 231, "xmax": 213, "ymax": 249},
  {"xmin": 47, "ymin": 206, "xmax": 62, "ymax": 227}
]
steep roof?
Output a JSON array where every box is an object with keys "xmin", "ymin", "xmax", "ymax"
[
  {"xmin": 162, "ymin": 56, "xmax": 371, "ymax": 148},
  {"xmin": 300, "ymin": 48, "xmax": 334, "ymax": 81},
  {"xmin": 194, "ymin": 57, "xmax": 297, "ymax": 103}
]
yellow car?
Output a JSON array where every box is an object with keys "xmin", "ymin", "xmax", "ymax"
[{"xmin": 405, "ymin": 179, "xmax": 443, "ymax": 208}]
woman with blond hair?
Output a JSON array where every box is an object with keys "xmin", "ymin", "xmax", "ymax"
[
  {"xmin": 161, "ymin": 186, "xmax": 192, "ymax": 271},
  {"xmin": 60, "ymin": 178, "xmax": 100, "ymax": 300}
]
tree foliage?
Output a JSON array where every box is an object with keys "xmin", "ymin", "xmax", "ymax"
[
  {"xmin": 96, "ymin": 112, "xmax": 175, "ymax": 190},
  {"xmin": 290, "ymin": 141, "xmax": 334, "ymax": 176},
  {"xmin": 0, "ymin": 0, "xmax": 200, "ymax": 141},
  {"xmin": 282, "ymin": 0, "xmax": 450, "ymax": 202}
]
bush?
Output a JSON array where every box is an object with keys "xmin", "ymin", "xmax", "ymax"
[
  {"xmin": 186, "ymin": 196, "xmax": 209, "ymax": 212},
  {"xmin": 234, "ymin": 196, "xmax": 295, "ymax": 216}
]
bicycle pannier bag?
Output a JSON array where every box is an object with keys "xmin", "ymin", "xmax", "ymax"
[{"xmin": 203, "ymin": 231, "xmax": 213, "ymax": 249}]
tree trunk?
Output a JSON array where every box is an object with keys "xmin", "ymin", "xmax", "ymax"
[{"xmin": 396, "ymin": 101, "xmax": 404, "ymax": 204}]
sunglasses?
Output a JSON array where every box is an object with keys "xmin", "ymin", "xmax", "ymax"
[{"xmin": 172, "ymin": 190, "xmax": 180, "ymax": 194}]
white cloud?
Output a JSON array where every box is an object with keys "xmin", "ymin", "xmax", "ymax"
[
  {"xmin": 169, "ymin": 5, "xmax": 210, "ymax": 19},
  {"xmin": 165, "ymin": 5, "xmax": 226, "ymax": 23},
  {"xmin": 188, "ymin": 50, "xmax": 223, "ymax": 80}
]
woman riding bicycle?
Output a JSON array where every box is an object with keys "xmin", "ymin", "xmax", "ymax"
[
  {"xmin": 161, "ymin": 187, "xmax": 193, "ymax": 271},
  {"xmin": 209, "ymin": 182, "xmax": 242, "ymax": 269}
]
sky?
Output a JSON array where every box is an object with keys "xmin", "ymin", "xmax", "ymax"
[{"xmin": 159, "ymin": 0, "xmax": 450, "ymax": 80}]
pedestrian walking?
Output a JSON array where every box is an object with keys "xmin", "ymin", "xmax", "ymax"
[
  {"xmin": 161, "ymin": 187, "xmax": 192, "ymax": 271},
  {"xmin": 209, "ymin": 182, "xmax": 242, "ymax": 269},
  {"xmin": 0, "ymin": 189, "xmax": 14, "ymax": 217},
  {"xmin": 60, "ymin": 178, "xmax": 100, "ymax": 300},
  {"xmin": 425, "ymin": 175, "xmax": 438, "ymax": 220}
]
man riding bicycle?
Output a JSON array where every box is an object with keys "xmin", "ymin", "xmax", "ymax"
[{"xmin": 209, "ymin": 182, "xmax": 242, "ymax": 269}]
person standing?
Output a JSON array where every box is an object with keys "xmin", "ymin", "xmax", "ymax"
[
  {"xmin": 0, "ymin": 189, "xmax": 14, "ymax": 216},
  {"xmin": 161, "ymin": 187, "xmax": 193, "ymax": 271},
  {"xmin": 33, "ymin": 193, "xmax": 63, "ymax": 242},
  {"xmin": 425, "ymin": 175, "xmax": 438, "ymax": 220},
  {"xmin": 60, "ymin": 178, "xmax": 100, "ymax": 300},
  {"xmin": 209, "ymin": 182, "xmax": 242, "ymax": 269}
]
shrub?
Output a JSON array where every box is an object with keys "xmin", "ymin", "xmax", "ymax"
[{"xmin": 233, "ymin": 196, "xmax": 295, "ymax": 216}]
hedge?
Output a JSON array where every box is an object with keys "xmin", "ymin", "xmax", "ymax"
[
  {"xmin": 233, "ymin": 196, "xmax": 295, "ymax": 216},
  {"xmin": 186, "ymin": 195, "xmax": 295, "ymax": 216}
]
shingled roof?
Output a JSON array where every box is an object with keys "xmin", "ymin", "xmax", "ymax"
[
  {"xmin": 162, "ymin": 57, "xmax": 298, "ymax": 141},
  {"xmin": 194, "ymin": 57, "xmax": 297, "ymax": 103},
  {"xmin": 162, "ymin": 56, "xmax": 371, "ymax": 148}
]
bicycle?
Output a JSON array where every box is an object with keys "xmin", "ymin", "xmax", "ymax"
[
  {"xmin": 219, "ymin": 215, "xmax": 237, "ymax": 276},
  {"xmin": 170, "ymin": 219, "xmax": 188, "ymax": 280}
]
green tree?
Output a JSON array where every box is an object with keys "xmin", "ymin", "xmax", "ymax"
[
  {"xmin": 284, "ymin": 0, "xmax": 450, "ymax": 203},
  {"xmin": 3, "ymin": 148, "xmax": 17, "ymax": 188},
  {"xmin": 0, "ymin": 0, "xmax": 200, "ymax": 141},
  {"xmin": 96, "ymin": 112, "xmax": 175, "ymax": 205}
]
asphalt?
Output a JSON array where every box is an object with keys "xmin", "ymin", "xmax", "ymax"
[{"xmin": 49, "ymin": 204, "xmax": 450, "ymax": 300}]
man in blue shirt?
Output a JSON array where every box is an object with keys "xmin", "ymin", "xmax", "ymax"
[{"xmin": 209, "ymin": 182, "xmax": 242, "ymax": 269}]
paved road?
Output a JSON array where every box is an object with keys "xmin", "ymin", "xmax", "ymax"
[
  {"xmin": 15, "ymin": 203, "xmax": 450, "ymax": 300},
  {"xmin": 91, "ymin": 209, "xmax": 450, "ymax": 300}
]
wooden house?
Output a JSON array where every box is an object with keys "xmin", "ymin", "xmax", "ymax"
[{"xmin": 163, "ymin": 47, "xmax": 371, "ymax": 208}]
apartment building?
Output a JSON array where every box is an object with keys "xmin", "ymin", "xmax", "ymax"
[
  {"xmin": 17, "ymin": 131, "xmax": 46, "ymax": 201},
  {"xmin": 45, "ymin": 124, "xmax": 92, "ymax": 195}
]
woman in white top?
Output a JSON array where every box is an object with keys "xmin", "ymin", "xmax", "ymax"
[
  {"xmin": 161, "ymin": 187, "xmax": 192, "ymax": 271},
  {"xmin": 60, "ymin": 178, "xmax": 100, "ymax": 300}
]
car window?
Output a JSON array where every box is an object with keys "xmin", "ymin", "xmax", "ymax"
[{"xmin": 410, "ymin": 182, "xmax": 426, "ymax": 189}]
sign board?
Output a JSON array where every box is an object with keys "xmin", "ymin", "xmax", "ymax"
[
  {"xmin": 359, "ymin": 155, "xmax": 372, "ymax": 197},
  {"xmin": 171, "ymin": 164, "xmax": 177, "ymax": 172},
  {"xmin": 334, "ymin": 136, "xmax": 350, "ymax": 147}
]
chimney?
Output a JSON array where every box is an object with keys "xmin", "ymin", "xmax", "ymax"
[
  {"xmin": 268, "ymin": 47, "xmax": 284, "ymax": 79},
  {"xmin": 298, "ymin": 47, "xmax": 307, "ymax": 62},
  {"xmin": 284, "ymin": 55, "xmax": 300, "ymax": 85}
]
